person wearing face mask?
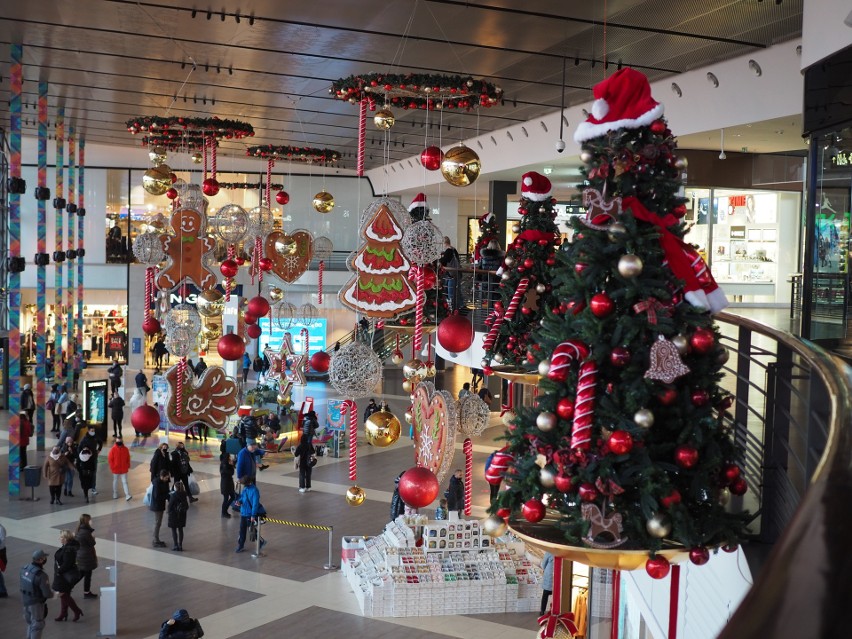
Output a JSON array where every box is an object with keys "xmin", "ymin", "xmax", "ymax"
[
  {"xmin": 43, "ymin": 447, "xmax": 73, "ymax": 505},
  {"xmin": 79, "ymin": 426, "xmax": 103, "ymax": 496},
  {"xmin": 150, "ymin": 442, "xmax": 172, "ymax": 482},
  {"xmin": 75, "ymin": 447, "xmax": 97, "ymax": 503},
  {"xmin": 150, "ymin": 469, "xmax": 171, "ymax": 548},
  {"xmin": 171, "ymin": 442, "xmax": 197, "ymax": 502},
  {"xmin": 59, "ymin": 435, "xmax": 77, "ymax": 498},
  {"xmin": 107, "ymin": 438, "xmax": 132, "ymax": 501}
]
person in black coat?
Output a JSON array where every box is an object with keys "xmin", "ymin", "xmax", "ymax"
[
  {"xmin": 135, "ymin": 369, "xmax": 149, "ymax": 394},
  {"xmin": 446, "ymin": 468, "xmax": 464, "ymax": 517},
  {"xmin": 194, "ymin": 358, "xmax": 207, "ymax": 377},
  {"xmin": 170, "ymin": 442, "xmax": 197, "ymax": 502},
  {"xmin": 53, "ymin": 529, "xmax": 83, "ymax": 621},
  {"xmin": 79, "ymin": 425, "xmax": 103, "ymax": 496},
  {"xmin": 76, "ymin": 447, "xmax": 97, "ymax": 503},
  {"xmin": 167, "ymin": 482, "xmax": 189, "ymax": 551},
  {"xmin": 294, "ymin": 434, "xmax": 316, "ymax": 493},
  {"xmin": 108, "ymin": 389, "xmax": 125, "ymax": 438},
  {"xmin": 108, "ymin": 360, "xmax": 122, "ymax": 395},
  {"xmin": 237, "ymin": 415, "xmax": 259, "ymax": 449},
  {"xmin": 390, "ymin": 471, "xmax": 406, "ymax": 521},
  {"xmin": 159, "ymin": 608, "xmax": 204, "ymax": 639},
  {"xmin": 219, "ymin": 453, "xmax": 236, "ymax": 519},
  {"xmin": 301, "ymin": 410, "xmax": 319, "ymax": 440},
  {"xmin": 150, "ymin": 442, "xmax": 172, "ymax": 481},
  {"xmin": 150, "ymin": 469, "xmax": 171, "ymax": 548}
]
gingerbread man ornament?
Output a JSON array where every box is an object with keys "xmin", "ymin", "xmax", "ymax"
[{"xmin": 157, "ymin": 208, "xmax": 218, "ymax": 292}]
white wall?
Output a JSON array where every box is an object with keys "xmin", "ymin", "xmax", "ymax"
[{"xmin": 801, "ymin": 0, "xmax": 852, "ymax": 69}]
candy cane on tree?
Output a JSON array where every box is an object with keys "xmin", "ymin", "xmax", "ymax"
[
  {"xmin": 346, "ymin": 399, "xmax": 358, "ymax": 481},
  {"xmin": 300, "ymin": 328, "xmax": 309, "ymax": 375},
  {"xmin": 266, "ymin": 158, "xmax": 274, "ymax": 207},
  {"xmin": 225, "ymin": 244, "xmax": 235, "ymax": 301},
  {"xmin": 414, "ymin": 265, "xmax": 425, "ymax": 351},
  {"xmin": 176, "ymin": 357, "xmax": 186, "ymax": 418},
  {"xmin": 572, "ymin": 361, "xmax": 598, "ymax": 450},
  {"xmin": 356, "ymin": 97, "xmax": 367, "ymax": 176},
  {"xmin": 463, "ymin": 437, "xmax": 473, "ymax": 516},
  {"xmin": 482, "ymin": 277, "xmax": 529, "ymax": 352}
]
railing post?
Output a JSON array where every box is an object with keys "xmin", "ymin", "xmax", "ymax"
[
  {"xmin": 324, "ymin": 525, "xmax": 338, "ymax": 570},
  {"xmin": 763, "ymin": 347, "xmax": 793, "ymax": 542}
]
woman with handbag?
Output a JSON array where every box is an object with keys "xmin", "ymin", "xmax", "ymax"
[
  {"xmin": 294, "ymin": 433, "xmax": 316, "ymax": 494},
  {"xmin": 74, "ymin": 514, "xmax": 98, "ymax": 599},
  {"xmin": 52, "ymin": 529, "xmax": 83, "ymax": 622},
  {"xmin": 167, "ymin": 482, "xmax": 190, "ymax": 552},
  {"xmin": 43, "ymin": 446, "xmax": 74, "ymax": 505}
]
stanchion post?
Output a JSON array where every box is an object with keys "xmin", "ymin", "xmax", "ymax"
[
  {"xmin": 252, "ymin": 520, "xmax": 265, "ymax": 559},
  {"xmin": 324, "ymin": 525, "xmax": 338, "ymax": 570}
]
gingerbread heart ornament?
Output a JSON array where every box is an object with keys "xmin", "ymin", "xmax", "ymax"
[
  {"xmin": 265, "ymin": 229, "xmax": 313, "ymax": 283},
  {"xmin": 166, "ymin": 364, "xmax": 239, "ymax": 431},
  {"xmin": 412, "ymin": 381, "xmax": 458, "ymax": 485}
]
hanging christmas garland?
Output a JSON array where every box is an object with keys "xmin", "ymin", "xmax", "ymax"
[
  {"xmin": 142, "ymin": 134, "xmax": 213, "ymax": 151},
  {"xmin": 246, "ymin": 145, "xmax": 341, "ymax": 164},
  {"xmin": 215, "ymin": 182, "xmax": 284, "ymax": 190},
  {"xmin": 330, "ymin": 73, "xmax": 503, "ymax": 110},
  {"xmin": 126, "ymin": 116, "xmax": 255, "ymax": 139}
]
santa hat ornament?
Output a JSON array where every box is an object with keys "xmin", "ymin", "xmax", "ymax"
[
  {"xmin": 521, "ymin": 171, "xmax": 552, "ymax": 202},
  {"xmin": 409, "ymin": 193, "xmax": 428, "ymax": 212},
  {"xmin": 574, "ymin": 68, "xmax": 665, "ymax": 144}
]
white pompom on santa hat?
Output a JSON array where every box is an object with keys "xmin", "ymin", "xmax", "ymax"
[
  {"xmin": 574, "ymin": 68, "xmax": 665, "ymax": 144},
  {"xmin": 409, "ymin": 192, "xmax": 428, "ymax": 212},
  {"xmin": 520, "ymin": 171, "xmax": 552, "ymax": 202}
]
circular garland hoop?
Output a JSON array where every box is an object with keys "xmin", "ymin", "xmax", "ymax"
[
  {"xmin": 215, "ymin": 182, "xmax": 284, "ymax": 190},
  {"xmin": 246, "ymin": 145, "xmax": 341, "ymax": 164},
  {"xmin": 142, "ymin": 133, "xmax": 213, "ymax": 151},
  {"xmin": 330, "ymin": 73, "xmax": 503, "ymax": 110},
  {"xmin": 126, "ymin": 116, "xmax": 255, "ymax": 139}
]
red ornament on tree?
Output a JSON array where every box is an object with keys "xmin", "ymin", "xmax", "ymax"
[
  {"xmin": 217, "ymin": 333, "xmax": 245, "ymax": 361},
  {"xmin": 608, "ymin": 431, "xmax": 634, "ymax": 455},
  {"xmin": 521, "ymin": 498, "xmax": 546, "ymax": 523},
  {"xmin": 729, "ymin": 477, "xmax": 748, "ymax": 496},
  {"xmin": 420, "ymin": 146, "xmax": 444, "ymax": 171},
  {"xmin": 689, "ymin": 546, "xmax": 710, "ymax": 565},
  {"xmin": 220, "ymin": 259, "xmax": 239, "ymax": 278},
  {"xmin": 574, "ymin": 262, "xmax": 587, "ymax": 274},
  {"xmin": 523, "ymin": 258, "xmax": 534, "ymax": 269},
  {"xmin": 310, "ymin": 351, "xmax": 331, "ymax": 373},
  {"xmin": 645, "ymin": 556, "xmax": 671, "ymax": 579},
  {"xmin": 674, "ymin": 445, "xmax": 699, "ymax": 468},
  {"xmin": 246, "ymin": 324, "xmax": 262, "ymax": 339},
  {"xmin": 202, "ymin": 177, "xmax": 220, "ymax": 196},
  {"xmin": 398, "ymin": 466, "xmax": 440, "ymax": 508},
  {"xmin": 565, "ymin": 300, "xmax": 586, "ymax": 315},
  {"xmin": 275, "ymin": 190, "xmax": 290, "ymax": 205},
  {"xmin": 610, "ymin": 346, "xmax": 631, "ymax": 367},
  {"xmin": 247, "ymin": 295, "xmax": 271, "ymax": 318},
  {"xmin": 590, "ymin": 292, "xmax": 615, "ymax": 318},
  {"xmin": 437, "ymin": 314, "xmax": 474, "ymax": 354},
  {"xmin": 556, "ymin": 397, "xmax": 575, "ymax": 420},
  {"xmin": 131, "ymin": 405, "xmax": 160, "ymax": 436},
  {"xmin": 650, "ymin": 120, "xmax": 667, "ymax": 134},
  {"xmin": 142, "ymin": 317, "xmax": 161, "ymax": 336},
  {"xmin": 578, "ymin": 483, "xmax": 598, "ymax": 502},
  {"xmin": 673, "ymin": 203, "xmax": 687, "ymax": 218},
  {"xmin": 660, "ymin": 489, "xmax": 682, "ymax": 508},
  {"xmin": 496, "ymin": 507, "xmax": 511, "ymax": 520},
  {"xmin": 691, "ymin": 389, "xmax": 710, "ymax": 406},
  {"xmin": 722, "ymin": 543, "xmax": 739, "ymax": 553},
  {"xmin": 657, "ymin": 387, "xmax": 678, "ymax": 406},
  {"xmin": 721, "ymin": 463, "xmax": 741, "ymax": 485},
  {"xmin": 554, "ymin": 473, "xmax": 573, "ymax": 493},
  {"xmin": 690, "ymin": 327, "xmax": 715, "ymax": 354}
]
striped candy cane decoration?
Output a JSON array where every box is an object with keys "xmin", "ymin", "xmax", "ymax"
[
  {"xmin": 414, "ymin": 266, "xmax": 425, "ymax": 351},
  {"xmin": 203, "ymin": 134, "xmax": 208, "ymax": 181},
  {"xmin": 144, "ymin": 268, "xmax": 155, "ymax": 322},
  {"xmin": 317, "ymin": 259, "xmax": 325, "ymax": 304},
  {"xmin": 463, "ymin": 438, "xmax": 473, "ymax": 516},
  {"xmin": 266, "ymin": 158, "xmax": 273, "ymax": 206},
  {"xmin": 347, "ymin": 400, "xmax": 358, "ymax": 481},
  {"xmin": 211, "ymin": 135, "xmax": 217, "ymax": 180},
  {"xmin": 356, "ymin": 98, "xmax": 367, "ymax": 176},
  {"xmin": 176, "ymin": 358, "xmax": 186, "ymax": 418},
  {"xmin": 482, "ymin": 277, "xmax": 529, "ymax": 353},
  {"xmin": 225, "ymin": 244, "xmax": 235, "ymax": 301},
  {"xmin": 301, "ymin": 328, "xmax": 309, "ymax": 375},
  {"xmin": 571, "ymin": 360, "xmax": 598, "ymax": 450}
]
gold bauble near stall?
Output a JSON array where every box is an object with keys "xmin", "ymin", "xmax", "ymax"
[
  {"xmin": 346, "ymin": 485, "xmax": 366, "ymax": 506},
  {"xmin": 364, "ymin": 403, "xmax": 402, "ymax": 447}
]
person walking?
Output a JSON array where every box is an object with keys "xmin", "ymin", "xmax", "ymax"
[
  {"xmin": 59, "ymin": 435, "xmax": 77, "ymax": 498},
  {"xmin": 21, "ymin": 383, "xmax": 36, "ymax": 424},
  {"xmin": 19, "ymin": 409, "xmax": 34, "ymax": 470},
  {"xmin": 390, "ymin": 471, "xmax": 406, "ymax": 522},
  {"xmin": 458, "ymin": 383, "xmax": 472, "ymax": 399},
  {"xmin": 48, "ymin": 384, "xmax": 61, "ymax": 433},
  {"xmin": 540, "ymin": 551, "xmax": 555, "ymax": 615},
  {"xmin": 294, "ymin": 433, "xmax": 316, "ymax": 493},
  {"xmin": 167, "ymin": 481, "xmax": 189, "ymax": 551},
  {"xmin": 234, "ymin": 476, "xmax": 264, "ymax": 553},
  {"xmin": 194, "ymin": 357, "xmax": 207, "ymax": 377},
  {"xmin": 236, "ymin": 439, "xmax": 259, "ymax": 484},
  {"xmin": 171, "ymin": 441, "xmax": 197, "ymax": 502},
  {"xmin": 20, "ymin": 549, "xmax": 53, "ymax": 638},
  {"xmin": 135, "ymin": 368, "xmax": 149, "ymax": 395},
  {"xmin": 220, "ymin": 452, "xmax": 236, "ymax": 519},
  {"xmin": 302, "ymin": 409, "xmax": 319, "ymax": 441},
  {"xmin": 79, "ymin": 425, "xmax": 103, "ymax": 496},
  {"xmin": 150, "ymin": 441, "xmax": 171, "ymax": 482},
  {"xmin": 74, "ymin": 514, "xmax": 98, "ymax": 599},
  {"xmin": 363, "ymin": 398, "xmax": 379, "ymax": 421},
  {"xmin": 75, "ymin": 446, "xmax": 97, "ymax": 503},
  {"xmin": 0, "ymin": 522, "xmax": 7, "ymax": 598},
  {"xmin": 43, "ymin": 446, "xmax": 73, "ymax": 505},
  {"xmin": 108, "ymin": 389, "xmax": 125, "ymax": 439},
  {"xmin": 61, "ymin": 392, "xmax": 78, "ymax": 427},
  {"xmin": 242, "ymin": 352, "xmax": 251, "ymax": 383},
  {"xmin": 107, "ymin": 359, "xmax": 122, "ymax": 395},
  {"xmin": 150, "ymin": 469, "xmax": 171, "ymax": 548},
  {"xmin": 107, "ymin": 438, "xmax": 132, "ymax": 501},
  {"xmin": 52, "ymin": 529, "xmax": 83, "ymax": 622},
  {"xmin": 446, "ymin": 468, "xmax": 464, "ymax": 518},
  {"xmin": 158, "ymin": 608, "xmax": 204, "ymax": 639},
  {"xmin": 153, "ymin": 336, "xmax": 167, "ymax": 369},
  {"xmin": 439, "ymin": 235, "xmax": 462, "ymax": 311}
]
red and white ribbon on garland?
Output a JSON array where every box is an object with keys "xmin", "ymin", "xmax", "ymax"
[
  {"xmin": 413, "ymin": 265, "xmax": 425, "ymax": 351},
  {"xmin": 483, "ymin": 277, "xmax": 529, "ymax": 353},
  {"xmin": 537, "ymin": 556, "xmax": 579, "ymax": 638},
  {"xmin": 356, "ymin": 98, "xmax": 367, "ymax": 176},
  {"xmin": 210, "ymin": 134, "xmax": 217, "ymax": 181},
  {"xmin": 266, "ymin": 158, "xmax": 274, "ymax": 207},
  {"xmin": 346, "ymin": 399, "xmax": 358, "ymax": 481},
  {"xmin": 318, "ymin": 259, "xmax": 325, "ymax": 304},
  {"xmin": 463, "ymin": 437, "xmax": 473, "ymax": 516},
  {"xmin": 176, "ymin": 357, "xmax": 186, "ymax": 418},
  {"xmin": 203, "ymin": 135, "xmax": 208, "ymax": 181}
]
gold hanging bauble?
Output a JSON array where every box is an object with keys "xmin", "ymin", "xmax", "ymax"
[
  {"xmin": 148, "ymin": 145, "xmax": 168, "ymax": 166},
  {"xmin": 313, "ymin": 191, "xmax": 335, "ymax": 214},
  {"xmin": 373, "ymin": 109, "xmax": 396, "ymax": 130},
  {"xmin": 364, "ymin": 404, "xmax": 402, "ymax": 447},
  {"xmin": 346, "ymin": 485, "xmax": 366, "ymax": 506},
  {"xmin": 483, "ymin": 514, "xmax": 508, "ymax": 537},
  {"xmin": 440, "ymin": 144, "xmax": 481, "ymax": 187},
  {"xmin": 268, "ymin": 287, "xmax": 284, "ymax": 302},
  {"xmin": 195, "ymin": 289, "xmax": 225, "ymax": 318},
  {"xmin": 200, "ymin": 323, "xmax": 221, "ymax": 341},
  {"xmin": 404, "ymin": 410, "xmax": 413, "ymax": 424},
  {"xmin": 191, "ymin": 152, "xmax": 203, "ymax": 164},
  {"xmin": 277, "ymin": 392, "xmax": 291, "ymax": 405},
  {"xmin": 142, "ymin": 164, "xmax": 173, "ymax": 196},
  {"xmin": 401, "ymin": 380, "xmax": 412, "ymax": 394},
  {"xmin": 403, "ymin": 358, "xmax": 425, "ymax": 380}
]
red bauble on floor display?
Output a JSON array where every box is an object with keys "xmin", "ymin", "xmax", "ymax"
[
  {"xmin": 645, "ymin": 555, "xmax": 671, "ymax": 579},
  {"xmin": 310, "ymin": 351, "xmax": 331, "ymax": 373},
  {"xmin": 142, "ymin": 317, "xmax": 161, "ymax": 336},
  {"xmin": 131, "ymin": 405, "xmax": 160, "ymax": 436},
  {"xmin": 398, "ymin": 466, "xmax": 440, "ymax": 509},
  {"xmin": 247, "ymin": 295, "xmax": 271, "ymax": 318},
  {"xmin": 437, "ymin": 313, "xmax": 474, "ymax": 354},
  {"xmin": 521, "ymin": 498, "xmax": 546, "ymax": 523},
  {"xmin": 420, "ymin": 146, "xmax": 444, "ymax": 171},
  {"xmin": 217, "ymin": 333, "xmax": 245, "ymax": 361},
  {"xmin": 246, "ymin": 324, "xmax": 262, "ymax": 339}
]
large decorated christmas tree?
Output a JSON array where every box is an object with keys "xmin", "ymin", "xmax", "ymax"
[
  {"xmin": 482, "ymin": 172, "xmax": 561, "ymax": 370},
  {"xmin": 473, "ymin": 211, "xmax": 499, "ymax": 262},
  {"xmin": 492, "ymin": 69, "xmax": 749, "ymax": 573}
]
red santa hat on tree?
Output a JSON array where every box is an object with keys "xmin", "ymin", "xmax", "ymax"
[
  {"xmin": 409, "ymin": 192, "xmax": 428, "ymax": 212},
  {"xmin": 574, "ymin": 68, "xmax": 665, "ymax": 144},
  {"xmin": 521, "ymin": 171, "xmax": 552, "ymax": 202}
]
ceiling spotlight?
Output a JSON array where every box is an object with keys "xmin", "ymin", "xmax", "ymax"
[
  {"xmin": 719, "ymin": 128, "xmax": 726, "ymax": 160},
  {"xmin": 671, "ymin": 82, "xmax": 682, "ymax": 98},
  {"xmin": 555, "ymin": 139, "xmax": 566, "ymax": 154},
  {"xmin": 748, "ymin": 59, "xmax": 762, "ymax": 76},
  {"xmin": 706, "ymin": 72, "xmax": 719, "ymax": 88}
]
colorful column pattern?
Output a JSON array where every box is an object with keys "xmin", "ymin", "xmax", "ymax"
[
  {"xmin": 67, "ymin": 132, "xmax": 76, "ymax": 390},
  {"xmin": 76, "ymin": 139, "xmax": 85, "ymax": 383},
  {"xmin": 36, "ymin": 80, "xmax": 48, "ymax": 451},
  {"xmin": 7, "ymin": 43, "xmax": 23, "ymax": 496},
  {"xmin": 54, "ymin": 107, "xmax": 65, "ymax": 387}
]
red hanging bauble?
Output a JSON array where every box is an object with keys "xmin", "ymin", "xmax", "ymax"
[
  {"xmin": 574, "ymin": 262, "xmax": 588, "ymax": 274},
  {"xmin": 259, "ymin": 257, "xmax": 273, "ymax": 272},
  {"xmin": 650, "ymin": 120, "xmax": 667, "ymax": 134},
  {"xmin": 310, "ymin": 351, "xmax": 331, "ymax": 373},
  {"xmin": 721, "ymin": 463, "xmax": 741, "ymax": 485},
  {"xmin": 220, "ymin": 259, "xmax": 239, "ymax": 278},
  {"xmin": 565, "ymin": 300, "xmax": 585, "ymax": 315},
  {"xmin": 690, "ymin": 327, "xmax": 716, "ymax": 355},
  {"xmin": 398, "ymin": 466, "xmax": 440, "ymax": 509},
  {"xmin": 578, "ymin": 483, "xmax": 598, "ymax": 502},
  {"xmin": 275, "ymin": 190, "xmax": 290, "ymax": 205},
  {"xmin": 691, "ymin": 389, "xmax": 710, "ymax": 406},
  {"xmin": 521, "ymin": 498, "xmax": 546, "ymax": 523},
  {"xmin": 607, "ymin": 431, "xmax": 634, "ymax": 455},
  {"xmin": 165, "ymin": 187, "xmax": 178, "ymax": 200},
  {"xmin": 673, "ymin": 203, "xmax": 687, "ymax": 218},
  {"xmin": 523, "ymin": 258, "xmax": 534, "ymax": 269},
  {"xmin": 657, "ymin": 387, "xmax": 678, "ymax": 406},
  {"xmin": 217, "ymin": 333, "xmax": 245, "ymax": 361},
  {"xmin": 235, "ymin": 256, "xmax": 246, "ymax": 266},
  {"xmin": 556, "ymin": 397, "xmax": 575, "ymax": 420},
  {"xmin": 246, "ymin": 324, "xmax": 262, "ymax": 339},
  {"xmin": 437, "ymin": 313, "xmax": 474, "ymax": 354},
  {"xmin": 131, "ymin": 405, "xmax": 160, "ymax": 436},
  {"xmin": 660, "ymin": 489, "xmax": 681, "ymax": 508},
  {"xmin": 247, "ymin": 295, "xmax": 271, "ymax": 318},
  {"xmin": 689, "ymin": 546, "xmax": 710, "ymax": 566},
  {"xmin": 142, "ymin": 317, "xmax": 161, "ymax": 336},
  {"xmin": 554, "ymin": 473, "xmax": 573, "ymax": 493},
  {"xmin": 645, "ymin": 556, "xmax": 671, "ymax": 579},
  {"xmin": 420, "ymin": 146, "xmax": 444, "ymax": 171},
  {"xmin": 590, "ymin": 292, "xmax": 615, "ymax": 318},
  {"xmin": 243, "ymin": 312, "xmax": 257, "ymax": 326},
  {"xmin": 610, "ymin": 346, "xmax": 631, "ymax": 367},
  {"xmin": 674, "ymin": 444, "xmax": 699, "ymax": 468},
  {"xmin": 202, "ymin": 177, "xmax": 220, "ymax": 196},
  {"xmin": 729, "ymin": 477, "xmax": 748, "ymax": 496}
]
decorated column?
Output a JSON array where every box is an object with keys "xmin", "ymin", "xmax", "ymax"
[
  {"xmin": 36, "ymin": 79, "xmax": 48, "ymax": 451},
  {"xmin": 54, "ymin": 107, "xmax": 65, "ymax": 387},
  {"xmin": 66, "ymin": 131, "xmax": 76, "ymax": 389},
  {"xmin": 76, "ymin": 139, "xmax": 86, "ymax": 382}
]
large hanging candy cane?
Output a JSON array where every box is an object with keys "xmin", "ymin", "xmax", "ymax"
[
  {"xmin": 414, "ymin": 266, "xmax": 425, "ymax": 351},
  {"xmin": 483, "ymin": 277, "xmax": 529, "ymax": 353},
  {"xmin": 356, "ymin": 98, "xmax": 367, "ymax": 176},
  {"xmin": 463, "ymin": 438, "xmax": 473, "ymax": 516},
  {"xmin": 144, "ymin": 267, "xmax": 154, "ymax": 322},
  {"xmin": 266, "ymin": 158, "xmax": 274, "ymax": 207},
  {"xmin": 211, "ymin": 136, "xmax": 217, "ymax": 181},
  {"xmin": 317, "ymin": 259, "xmax": 325, "ymax": 304},
  {"xmin": 346, "ymin": 399, "xmax": 358, "ymax": 481},
  {"xmin": 225, "ymin": 244, "xmax": 235, "ymax": 301},
  {"xmin": 176, "ymin": 357, "xmax": 186, "ymax": 418},
  {"xmin": 300, "ymin": 328, "xmax": 309, "ymax": 375}
]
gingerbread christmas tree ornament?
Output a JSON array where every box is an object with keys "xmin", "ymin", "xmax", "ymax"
[
  {"xmin": 156, "ymin": 208, "xmax": 218, "ymax": 292},
  {"xmin": 340, "ymin": 199, "xmax": 417, "ymax": 318}
]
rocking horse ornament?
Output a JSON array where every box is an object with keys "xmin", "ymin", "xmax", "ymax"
[{"xmin": 581, "ymin": 503, "xmax": 627, "ymax": 549}]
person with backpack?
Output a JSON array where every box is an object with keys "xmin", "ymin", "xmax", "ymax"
[{"xmin": 439, "ymin": 236, "xmax": 462, "ymax": 311}]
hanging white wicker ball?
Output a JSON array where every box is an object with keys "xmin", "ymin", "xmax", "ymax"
[
  {"xmin": 329, "ymin": 342, "xmax": 383, "ymax": 398},
  {"xmin": 458, "ymin": 394, "xmax": 490, "ymax": 437},
  {"xmin": 401, "ymin": 219, "xmax": 444, "ymax": 266},
  {"xmin": 211, "ymin": 203, "xmax": 249, "ymax": 244},
  {"xmin": 175, "ymin": 182, "xmax": 206, "ymax": 212},
  {"xmin": 132, "ymin": 232, "xmax": 165, "ymax": 265},
  {"xmin": 313, "ymin": 236, "xmax": 334, "ymax": 261},
  {"xmin": 247, "ymin": 205, "xmax": 275, "ymax": 238},
  {"xmin": 273, "ymin": 301, "xmax": 297, "ymax": 330},
  {"xmin": 297, "ymin": 303, "xmax": 319, "ymax": 327},
  {"xmin": 164, "ymin": 303, "xmax": 202, "ymax": 341}
]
